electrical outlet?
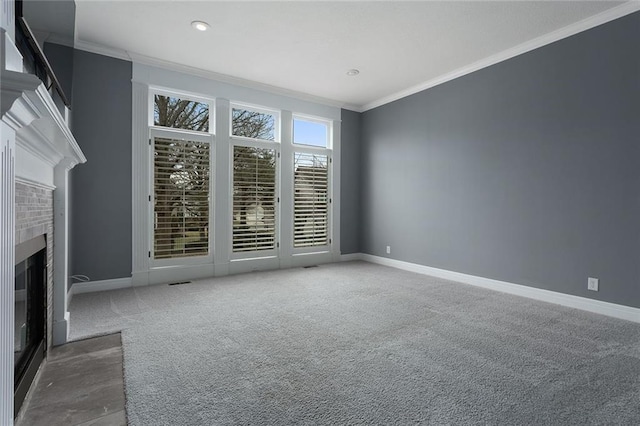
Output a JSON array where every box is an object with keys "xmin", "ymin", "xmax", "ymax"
[
  {"xmin": 386, "ymin": 245, "xmax": 391, "ymax": 254},
  {"xmin": 587, "ymin": 277, "xmax": 599, "ymax": 292}
]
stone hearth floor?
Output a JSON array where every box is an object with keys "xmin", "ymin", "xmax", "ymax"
[{"xmin": 16, "ymin": 333, "xmax": 126, "ymax": 426}]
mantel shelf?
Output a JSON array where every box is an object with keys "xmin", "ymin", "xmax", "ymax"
[{"xmin": 1, "ymin": 68, "xmax": 86, "ymax": 168}]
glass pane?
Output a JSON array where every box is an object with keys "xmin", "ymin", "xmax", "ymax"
[
  {"xmin": 154, "ymin": 95, "xmax": 209, "ymax": 132},
  {"xmin": 294, "ymin": 153, "xmax": 328, "ymax": 247},
  {"xmin": 154, "ymin": 137, "xmax": 211, "ymax": 259},
  {"xmin": 233, "ymin": 146, "xmax": 277, "ymax": 252},
  {"xmin": 293, "ymin": 118, "xmax": 328, "ymax": 148},
  {"xmin": 14, "ymin": 260, "xmax": 27, "ymax": 365},
  {"xmin": 14, "ymin": 248, "xmax": 45, "ymax": 379},
  {"xmin": 232, "ymin": 108, "xmax": 275, "ymax": 140}
]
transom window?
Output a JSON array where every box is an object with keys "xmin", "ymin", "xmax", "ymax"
[
  {"xmin": 154, "ymin": 94, "xmax": 210, "ymax": 132},
  {"xmin": 231, "ymin": 104, "xmax": 279, "ymax": 141},
  {"xmin": 293, "ymin": 117, "xmax": 329, "ymax": 148}
]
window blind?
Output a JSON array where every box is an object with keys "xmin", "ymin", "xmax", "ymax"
[
  {"xmin": 232, "ymin": 146, "xmax": 277, "ymax": 252},
  {"xmin": 154, "ymin": 137, "xmax": 210, "ymax": 259},
  {"xmin": 293, "ymin": 153, "xmax": 328, "ymax": 247}
]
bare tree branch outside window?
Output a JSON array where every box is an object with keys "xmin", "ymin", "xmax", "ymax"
[
  {"xmin": 154, "ymin": 95, "xmax": 209, "ymax": 132},
  {"xmin": 232, "ymin": 108, "xmax": 275, "ymax": 140}
]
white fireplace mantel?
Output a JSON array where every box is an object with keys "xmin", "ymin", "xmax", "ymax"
[
  {"xmin": 1, "ymin": 68, "xmax": 86, "ymax": 186},
  {"xmin": 2, "ymin": 58, "xmax": 86, "ymax": 353}
]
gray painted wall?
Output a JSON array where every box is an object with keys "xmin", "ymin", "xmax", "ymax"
[
  {"xmin": 43, "ymin": 42, "xmax": 73, "ymax": 104},
  {"xmin": 340, "ymin": 109, "xmax": 362, "ymax": 254},
  {"xmin": 44, "ymin": 42, "xmax": 75, "ymax": 289},
  {"xmin": 361, "ymin": 12, "xmax": 640, "ymax": 308},
  {"xmin": 70, "ymin": 49, "xmax": 132, "ymax": 282}
]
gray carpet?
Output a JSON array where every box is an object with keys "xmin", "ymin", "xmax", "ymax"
[{"xmin": 69, "ymin": 261, "xmax": 640, "ymax": 425}]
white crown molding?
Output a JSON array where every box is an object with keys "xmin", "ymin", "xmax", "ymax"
[
  {"xmin": 357, "ymin": 253, "xmax": 640, "ymax": 324},
  {"xmin": 74, "ymin": 2, "xmax": 638, "ymax": 114},
  {"xmin": 361, "ymin": 2, "xmax": 640, "ymax": 112},
  {"xmin": 74, "ymin": 39, "xmax": 132, "ymax": 62},
  {"xmin": 128, "ymin": 51, "xmax": 359, "ymax": 111},
  {"xmin": 75, "ymin": 40, "xmax": 361, "ymax": 112}
]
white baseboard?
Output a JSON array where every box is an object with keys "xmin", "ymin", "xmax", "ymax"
[
  {"xmin": 132, "ymin": 263, "xmax": 216, "ymax": 286},
  {"xmin": 69, "ymin": 277, "xmax": 133, "ymax": 298},
  {"xmin": 357, "ymin": 253, "xmax": 640, "ymax": 324},
  {"xmin": 62, "ymin": 255, "xmax": 640, "ymax": 324},
  {"xmin": 340, "ymin": 253, "xmax": 361, "ymax": 262},
  {"xmin": 52, "ymin": 312, "xmax": 69, "ymax": 346}
]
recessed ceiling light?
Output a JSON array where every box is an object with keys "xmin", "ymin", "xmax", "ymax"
[
  {"xmin": 346, "ymin": 69, "xmax": 360, "ymax": 76},
  {"xmin": 191, "ymin": 21, "xmax": 210, "ymax": 32}
]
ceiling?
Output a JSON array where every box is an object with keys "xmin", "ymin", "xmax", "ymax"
[
  {"xmin": 46, "ymin": 1, "xmax": 636, "ymax": 110},
  {"xmin": 24, "ymin": 0, "xmax": 75, "ymax": 42}
]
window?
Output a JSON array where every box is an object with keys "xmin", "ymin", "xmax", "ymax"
[
  {"xmin": 154, "ymin": 95, "xmax": 209, "ymax": 132},
  {"xmin": 291, "ymin": 115, "xmax": 331, "ymax": 250},
  {"xmin": 232, "ymin": 146, "xmax": 277, "ymax": 253},
  {"xmin": 135, "ymin": 84, "xmax": 339, "ymax": 281},
  {"xmin": 151, "ymin": 92, "xmax": 213, "ymax": 262},
  {"xmin": 294, "ymin": 153, "xmax": 328, "ymax": 247},
  {"xmin": 230, "ymin": 103, "xmax": 279, "ymax": 256},
  {"xmin": 231, "ymin": 105, "xmax": 278, "ymax": 141},
  {"xmin": 293, "ymin": 117, "xmax": 328, "ymax": 148},
  {"xmin": 153, "ymin": 137, "xmax": 211, "ymax": 259}
]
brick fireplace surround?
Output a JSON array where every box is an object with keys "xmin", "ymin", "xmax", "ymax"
[{"xmin": 15, "ymin": 181, "xmax": 54, "ymax": 351}]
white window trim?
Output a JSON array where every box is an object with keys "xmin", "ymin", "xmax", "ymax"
[
  {"xmin": 291, "ymin": 148, "xmax": 332, "ymax": 256},
  {"xmin": 132, "ymin": 65, "xmax": 341, "ymax": 286},
  {"xmin": 148, "ymin": 127, "xmax": 215, "ymax": 267},
  {"xmin": 229, "ymin": 136, "xmax": 278, "ymax": 150},
  {"xmin": 229, "ymin": 138, "xmax": 280, "ymax": 261},
  {"xmin": 291, "ymin": 115, "xmax": 333, "ymax": 255}
]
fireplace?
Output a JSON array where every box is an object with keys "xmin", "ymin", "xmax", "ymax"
[
  {"xmin": 13, "ymin": 180, "xmax": 54, "ymax": 418},
  {"xmin": 14, "ymin": 235, "xmax": 47, "ymax": 417},
  {"xmin": 1, "ymin": 8, "xmax": 86, "ymax": 422}
]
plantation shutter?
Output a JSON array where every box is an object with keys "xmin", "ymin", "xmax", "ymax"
[
  {"xmin": 232, "ymin": 146, "xmax": 277, "ymax": 252},
  {"xmin": 154, "ymin": 137, "xmax": 210, "ymax": 259},
  {"xmin": 293, "ymin": 153, "xmax": 328, "ymax": 247}
]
